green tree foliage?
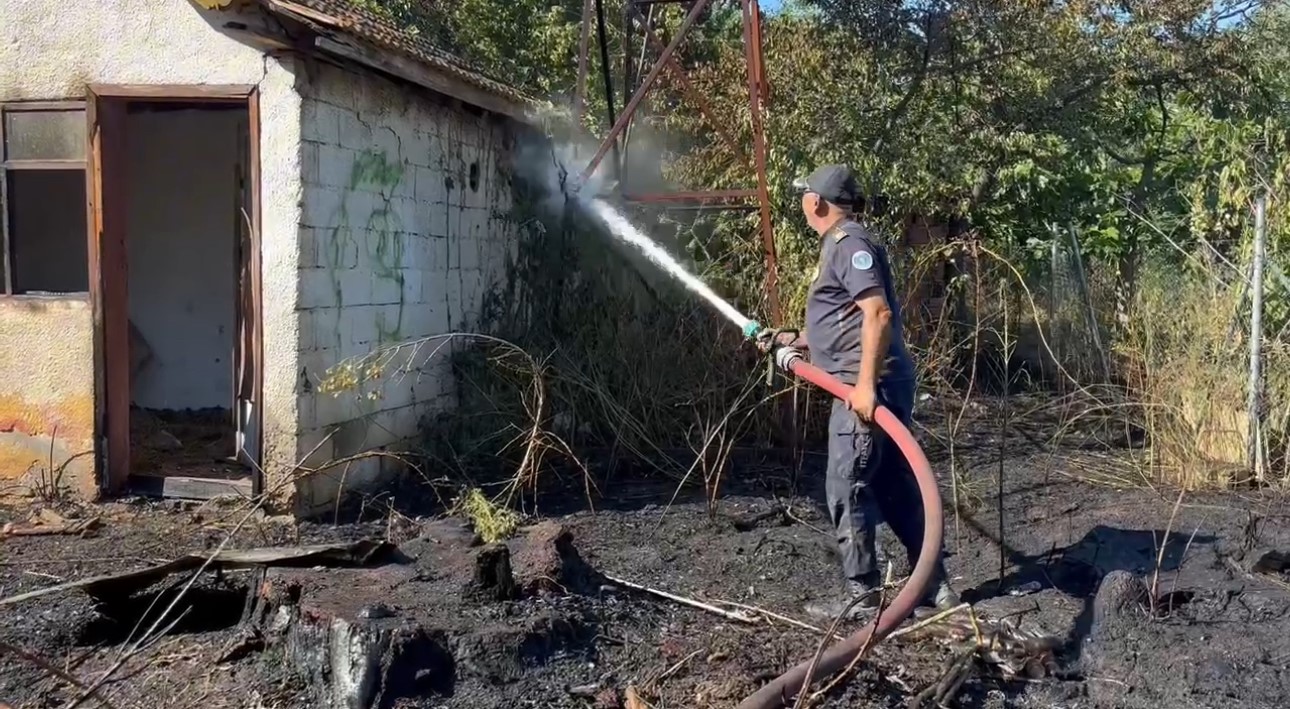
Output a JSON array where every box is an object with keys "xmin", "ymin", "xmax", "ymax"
[{"xmin": 360, "ymin": 0, "xmax": 1287, "ymax": 317}]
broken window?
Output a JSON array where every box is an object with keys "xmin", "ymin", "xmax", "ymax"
[{"xmin": 0, "ymin": 102, "xmax": 89, "ymax": 295}]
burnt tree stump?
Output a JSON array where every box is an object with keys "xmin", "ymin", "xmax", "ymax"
[{"xmin": 245, "ymin": 520, "xmax": 603, "ymax": 708}]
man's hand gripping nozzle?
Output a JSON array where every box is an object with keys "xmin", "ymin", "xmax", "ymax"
[{"xmin": 746, "ymin": 322, "xmax": 805, "ymax": 385}]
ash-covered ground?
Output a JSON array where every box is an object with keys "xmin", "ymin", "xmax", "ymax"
[{"xmin": 4, "ymin": 398, "xmax": 1290, "ymax": 709}]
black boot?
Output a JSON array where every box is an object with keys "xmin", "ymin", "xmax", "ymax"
[{"xmin": 805, "ymin": 577, "xmax": 881, "ymax": 623}]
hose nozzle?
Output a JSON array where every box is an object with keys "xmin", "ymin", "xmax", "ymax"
[{"xmin": 742, "ymin": 321, "xmax": 764, "ymax": 340}]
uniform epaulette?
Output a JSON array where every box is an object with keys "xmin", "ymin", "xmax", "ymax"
[{"xmin": 827, "ymin": 226, "xmax": 849, "ymax": 243}]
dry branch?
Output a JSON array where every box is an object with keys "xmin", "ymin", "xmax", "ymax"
[
  {"xmin": 0, "ymin": 640, "xmax": 118, "ymax": 709},
  {"xmin": 1, "ymin": 509, "xmax": 102, "ymax": 539},
  {"xmin": 603, "ymin": 573, "xmax": 758, "ymax": 623},
  {"xmin": 792, "ymin": 584, "xmax": 891, "ymax": 709}
]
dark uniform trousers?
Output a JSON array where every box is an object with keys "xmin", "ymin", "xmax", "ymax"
[{"xmin": 825, "ymin": 377, "xmax": 940, "ymax": 583}]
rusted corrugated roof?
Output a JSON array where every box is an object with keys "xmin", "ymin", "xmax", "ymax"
[{"xmin": 258, "ymin": 0, "xmax": 539, "ymax": 111}]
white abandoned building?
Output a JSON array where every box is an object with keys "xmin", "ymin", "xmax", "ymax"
[{"xmin": 0, "ymin": 0, "xmax": 541, "ymax": 514}]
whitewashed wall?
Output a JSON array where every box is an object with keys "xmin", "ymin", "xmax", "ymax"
[
  {"xmin": 294, "ymin": 63, "xmax": 520, "ymax": 512},
  {"xmin": 0, "ymin": 0, "xmax": 303, "ymax": 499}
]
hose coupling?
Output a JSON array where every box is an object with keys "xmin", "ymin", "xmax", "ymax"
[{"xmin": 774, "ymin": 346, "xmax": 805, "ymax": 373}]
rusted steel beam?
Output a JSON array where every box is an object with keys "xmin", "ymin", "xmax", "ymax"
[
  {"xmin": 748, "ymin": 0, "xmax": 769, "ymax": 105},
  {"xmin": 741, "ymin": 0, "xmax": 782, "ymax": 326},
  {"xmin": 632, "ymin": 8, "xmax": 751, "ymax": 168},
  {"xmin": 741, "ymin": 0, "xmax": 795, "ymax": 471},
  {"xmin": 580, "ymin": 0, "xmax": 713, "ymax": 182},
  {"xmin": 622, "ymin": 189, "xmax": 758, "ymax": 203}
]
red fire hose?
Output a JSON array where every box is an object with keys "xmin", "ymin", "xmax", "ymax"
[{"xmin": 736, "ymin": 347, "xmax": 945, "ymax": 709}]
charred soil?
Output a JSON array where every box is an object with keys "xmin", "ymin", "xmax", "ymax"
[{"xmin": 4, "ymin": 406, "xmax": 1290, "ymax": 708}]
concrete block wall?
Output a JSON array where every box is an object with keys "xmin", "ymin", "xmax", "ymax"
[{"xmin": 293, "ymin": 64, "xmax": 520, "ymax": 511}]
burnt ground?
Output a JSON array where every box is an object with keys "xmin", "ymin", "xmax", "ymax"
[{"xmin": 4, "ymin": 397, "xmax": 1290, "ymax": 709}]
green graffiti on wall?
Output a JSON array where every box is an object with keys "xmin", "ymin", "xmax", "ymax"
[{"xmin": 324, "ymin": 147, "xmax": 409, "ymax": 350}]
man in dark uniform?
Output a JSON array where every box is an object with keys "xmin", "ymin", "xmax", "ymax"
[{"xmin": 773, "ymin": 164, "xmax": 958, "ymax": 620}]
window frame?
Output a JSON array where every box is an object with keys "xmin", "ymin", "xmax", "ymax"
[{"xmin": 0, "ymin": 99, "xmax": 89, "ymax": 295}]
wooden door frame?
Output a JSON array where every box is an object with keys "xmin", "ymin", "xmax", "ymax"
[{"xmin": 86, "ymin": 84, "xmax": 263, "ymax": 495}]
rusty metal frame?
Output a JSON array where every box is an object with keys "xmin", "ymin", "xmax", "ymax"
[{"xmin": 574, "ymin": 0, "xmax": 782, "ymax": 325}]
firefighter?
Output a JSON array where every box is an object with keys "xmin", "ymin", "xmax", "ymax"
[{"xmin": 769, "ymin": 164, "xmax": 959, "ymax": 620}]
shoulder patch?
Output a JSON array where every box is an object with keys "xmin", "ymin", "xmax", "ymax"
[{"xmin": 851, "ymin": 250, "xmax": 874, "ymax": 271}]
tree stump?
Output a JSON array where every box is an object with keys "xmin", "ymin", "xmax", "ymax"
[
  {"xmin": 511, "ymin": 522, "xmax": 600, "ymax": 595},
  {"xmin": 245, "ymin": 520, "xmax": 602, "ymax": 708}
]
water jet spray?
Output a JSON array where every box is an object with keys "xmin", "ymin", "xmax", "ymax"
[{"xmin": 567, "ymin": 191, "xmax": 945, "ymax": 709}]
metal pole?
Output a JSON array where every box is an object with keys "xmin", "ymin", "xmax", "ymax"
[
  {"xmin": 1248, "ymin": 192, "xmax": 1268, "ymax": 480},
  {"xmin": 593, "ymin": 0, "xmax": 621, "ymax": 179},
  {"xmin": 580, "ymin": 0, "xmax": 713, "ymax": 182},
  {"xmin": 742, "ymin": 0, "xmax": 782, "ymax": 326},
  {"xmin": 1066, "ymin": 224, "xmax": 1111, "ymax": 384},
  {"xmin": 573, "ymin": 0, "xmax": 594, "ymax": 128}
]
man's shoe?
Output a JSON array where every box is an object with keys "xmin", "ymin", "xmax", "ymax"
[
  {"xmin": 924, "ymin": 579, "xmax": 961, "ymax": 610},
  {"xmin": 804, "ymin": 579, "xmax": 881, "ymax": 623}
]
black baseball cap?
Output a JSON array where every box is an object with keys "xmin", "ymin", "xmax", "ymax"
[{"xmin": 791, "ymin": 164, "xmax": 859, "ymax": 206}]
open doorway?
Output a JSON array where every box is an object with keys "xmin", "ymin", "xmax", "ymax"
[
  {"xmin": 126, "ymin": 102, "xmax": 245, "ymax": 494},
  {"xmin": 91, "ymin": 89, "xmax": 262, "ymax": 499}
]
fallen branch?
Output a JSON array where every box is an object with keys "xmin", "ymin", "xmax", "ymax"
[
  {"xmin": 1, "ymin": 510, "xmax": 102, "ymax": 538},
  {"xmin": 707, "ymin": 599, "xmax": 838, "ymax": 638},
  {"xmin": 0, "ymin": 640, "xmax": 118, "ymax": 709},
  {"xmin": 603, "ymin": 574, "xmax": 758, "ymax": 623},
  {"xmin": 908, "ymin": 646, "xmax": 976, "ymax": 708},
  {"xmin": 888, "ymin": 603, "xmax": 973, "ymax": 640}
]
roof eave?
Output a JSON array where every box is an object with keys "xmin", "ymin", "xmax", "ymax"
[
  {"xmin": 251, "ymin": 0, "xmax": 549, "ymax": 123},
  {"xmin": 311, "ymin": 34, "xmax": 539, "ymax": 123}
]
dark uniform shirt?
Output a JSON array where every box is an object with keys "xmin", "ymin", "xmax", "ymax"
[{"xmin": 805, "ymin": 219, "xmax": 915, "ymax": 384}]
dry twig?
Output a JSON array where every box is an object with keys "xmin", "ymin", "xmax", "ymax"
[
  {"xmin": 0, "ymin": 640, "xmax": 118, "ymax": 709},
  {"xmin": 807, "ymin": 589, "xmax": 890, "ymax": 704},
  {"xmin": 792, "ymin": 584, "xmax": 890, "ymax": 709},
  {"xmin": 603, "ymin": 574, "xmax": 758, "ymax": 623}
]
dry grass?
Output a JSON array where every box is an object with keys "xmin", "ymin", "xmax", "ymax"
[
  {"xmin": 1120, "ymin": 262, "xmax": 1290, "ymax": 488},
  {"xmin": 309, "ymin": 189, "xmax": 1285, "ymax": 514}
]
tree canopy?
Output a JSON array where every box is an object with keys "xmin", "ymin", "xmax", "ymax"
[{"xmin": 363, "ymin": 0, "xmax": 1288, "ymax": 316}]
